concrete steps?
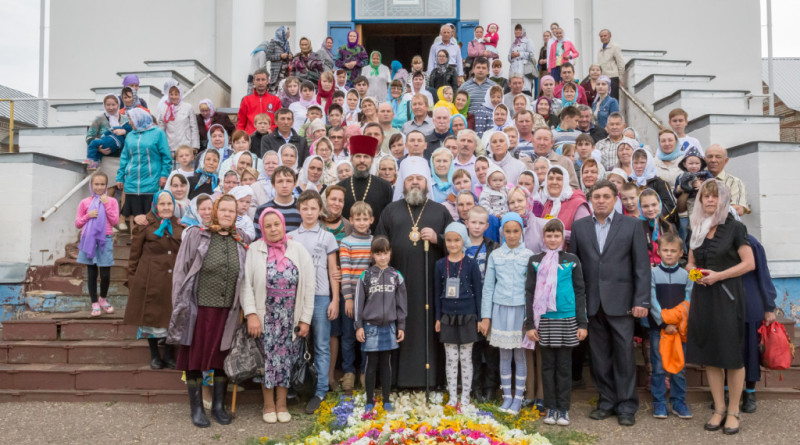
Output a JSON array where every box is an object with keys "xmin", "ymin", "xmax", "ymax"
[
  {"xmin": 91, "ymin": 85, "xmax": 163, "ymax": 106},
  {"xmin": 633, "ymin": 74, "xmax": 717, "ymax": 104},
  {"xmin": 686, "ymin": 114, "xmax": 781, "ymax": 149},
  {"xmin": 18, "ymin": 125, "xmax": 88, "ymax": 161},
  {"xmin": 625, "ymin": 58, "xmax": 692, "ymax": 87},
  {"xmin": 622, "ymin": 49, "xmax": 667, "ymax": 60},
  {"xmin": 652, "ymin": 89, "xmax": 757, "ymax": 122}
]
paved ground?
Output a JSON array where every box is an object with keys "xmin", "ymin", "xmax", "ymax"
[{"xmin": 1, "ymin": 398, "xmax": 798, "ymax": 444}]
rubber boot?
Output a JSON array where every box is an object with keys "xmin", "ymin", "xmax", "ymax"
[
  {"xmin": 162, "ymin": 344, "xmax": 176, "ymax": 369},
  {"xmin": 187, "ymin": 378, "xmax": 211, "ymax": 428},
  {"xmin": 211, "ymin": 375, "xmax": 233, "ymax": 425},
  {"xmin": 148, "ymin": 338, "xmax": 164, "ymax": 369}
]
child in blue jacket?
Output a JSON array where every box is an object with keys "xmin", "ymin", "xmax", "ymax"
[{"xmin": 86, "ymin": 122, "xmax": 133, "ymax": 165}]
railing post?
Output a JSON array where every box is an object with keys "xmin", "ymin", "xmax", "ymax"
[{"xmin": 8, "ymin": 100, "xmax": 14, "ymax": 153}]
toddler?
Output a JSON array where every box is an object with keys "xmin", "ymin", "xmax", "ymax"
[{"xmin": 479, "ymin": 164, "xmax": 509, "ymax": 218}]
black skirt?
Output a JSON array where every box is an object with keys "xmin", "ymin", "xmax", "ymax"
[
  {"xmin": 439, "ymin": 313, "xmax": 478, "ymax": 345},
  {"xmin": 121, "ymin": 193, "xmax": 153, "ymax": 217}
]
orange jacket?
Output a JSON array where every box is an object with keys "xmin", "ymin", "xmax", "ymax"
[{"xmin": 659, "ymin": 301, "xmax": 690, "ymax": 374}]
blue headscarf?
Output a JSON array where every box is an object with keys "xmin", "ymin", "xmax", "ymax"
[
  {"xmin": 637, "ymin": 189, "xmax": 663, "ymax": 242},
  {"xmin": 391, "ymin": 60, "xmax": 402, "ymax": 80},
  {"xmin": 194, "ymin": 149, "xmax": 220, "ymax": 191},
  {"xmin": 444, "ymin": 222, "xmax": 471, "ymax": 252},
  {"xmin": 429, "ymin": 147, "xmax": 455, "ymax": 202},
  {"xmin": 151, "ymin": 190, "xmax": 176, "ymax": 238},
  {"xmin": 500, "ymin": 212, "xmax": 524, "ymax": 245},
  {"xmin": 450, "ymin": 114, "xmax": 467, "ymax": 133},
  {"xmin": 272, "ymin": 26, "xmax": 290, "ymax": 53},
  {"xmin": 656, "ymin": 129, "xmax": 683, "ymax": 162},
  {"xmin": 127, "ymin": 108, "xmax": 154, "ymax": 132}
]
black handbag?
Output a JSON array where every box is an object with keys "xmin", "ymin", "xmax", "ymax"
[
  {"xmin": 290, "ymin": 335, "xmax": 317, "ymax": 398},
  {"xmin": 223, "ymin": 323, "xmax": 265, "ymax": 384}
]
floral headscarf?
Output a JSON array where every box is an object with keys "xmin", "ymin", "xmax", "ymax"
[
  {"xmin": 258, "ymin": 207, "xmax": 290, "ymax": 272},
  {"xmin": 127, "ymin": 108, "xmax": 154, "ymax": 132}
]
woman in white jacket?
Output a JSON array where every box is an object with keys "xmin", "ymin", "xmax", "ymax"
[
  {"xmin": 507, "ymin": 24, "xmax": 537, "ymax": 94},
  {"xmin": 240, "ymin": 208, "xmax": 315, "ymax": 424},
  {"xmin": 158, "ymin": 84, "xmax": 199, "ymax": 153}
]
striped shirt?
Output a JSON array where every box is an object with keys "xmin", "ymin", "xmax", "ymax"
[
  {"xmin": 253, "ymin": 198, "xmax": 301, "ymax": 239},
  {"xmin": 340, "ymin": 232, "xmax": 374, "ymax": 300},
  {"xmin": 715, "ymin": 170, "xmax": 750, "ymax": 213},
  {"xmin": 461, "ymin": 78, "xmax": 497, "ymax": 114}
]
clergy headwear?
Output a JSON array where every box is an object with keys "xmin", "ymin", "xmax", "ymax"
[
  {"xmin": 349, "ymin": 135, "xmax": 379, "ymax": 157},
  {"xmin": 393, "ymin": 155, "xmax": 434, "ymax": 201}
]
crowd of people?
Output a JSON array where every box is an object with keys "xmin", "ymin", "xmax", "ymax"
[{"xmin": 75, "ymin": 21, "xmax": 779, "ymax": 436}]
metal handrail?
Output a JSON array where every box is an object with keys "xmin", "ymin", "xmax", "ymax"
[
  {"xmin": 619, "ymin": 86, "xmax": 664, "ymax": 130},
  {"xmin": 181, "ymin": 73, "xmax": 212, "ymax": 99},
  {"xmin": 41, "ymin": 174, "xmax": 93, "ymax": 221},
  {"xmin": 0, "ymin": 99, "xmax": 15, "ymax": 152}
]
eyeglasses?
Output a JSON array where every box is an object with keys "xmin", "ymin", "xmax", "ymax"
[{"xmin": 329, "ymin": 135, "xmax": 344, "ymax": 139}]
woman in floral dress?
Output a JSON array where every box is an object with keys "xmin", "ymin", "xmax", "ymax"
[{"xmin": 241, "ymin": 208, "xmax": 315, "ymax": 424}]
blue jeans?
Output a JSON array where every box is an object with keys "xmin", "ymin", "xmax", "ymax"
[
  {"xmin": 312, "ymin": 294, "xmax": 332, "ymax": 398},
  {"xmin": 678, "ymin": 217, "xmax": 689, "ymax": 244},
  {"xmin": 649, "ymin": 329, "xmax": 687, "ymax": 405},
  {"xmin": 339, "ymin": 297, "xmax": 358, "ymax": 374}
]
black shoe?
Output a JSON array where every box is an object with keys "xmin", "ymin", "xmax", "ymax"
[
  {"xmin": 305, "ymin": 396, "xmax": 323, "ymax": 414},
  {"xmin": 210, "ymin": 375, "xmax": 232, "ymax": 425},
  {"xmin": 741, "ymin": 391, "xmax": 756, "ymax": 414},
  {"xmin": 147, "ymin": 338, "xmax": 165, "ymax": 369},
  {"xmin": 723, "ymin": 412, "xmax": 740, "ymax": 435},
  {"xmin": 572, "ymin": 378, "xmax": 586, "ymax": 390},
  {"xmin": 482, "ymin": 388, "xmax": 496, "ymax": 403},
  {"xmin": 162, "ymin": 345, "xmax": 176, "ymax": 370},
  {"xmin": 617, "ymin": 414, "xmax": 635, "ymax": 426},
  {"xmin": 704, "ymin": 410, "xmax": 725, "ymax": 431},
  {"xmin": 187, "ymin": 378, "xmax": 211, "ymax": 428},
  {"xmin": 589, "ymin": 408, "xmax": 614, "ymax": 420}
]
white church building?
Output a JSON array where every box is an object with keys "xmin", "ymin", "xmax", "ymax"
[{"xmin": 1, "ymin": 0, "xmax": 799, "ymax": 322}]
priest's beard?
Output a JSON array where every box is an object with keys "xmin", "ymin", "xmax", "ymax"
[
  {"xmin": 353, "ymin": 167, "xmax": 370, "ymax": 179},
  {"xmin": 405, "ymin": 188, "xmax": 426, "ymax": 206}
]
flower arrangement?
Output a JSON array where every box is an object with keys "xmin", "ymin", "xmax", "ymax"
[
  {"xmin": 289, "ymin": 391, "xmax": 550, "ymax": 445},
  {"xmin": 688, "ymin": 268, "xmax": 704, "ymax": 282}
]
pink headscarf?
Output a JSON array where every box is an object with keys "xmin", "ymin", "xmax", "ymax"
[
  {"xmin": 521, "ymin": 219, "xmax": 563, "ymax": 350},
  {"xmin": 258, "ymin": 208, "xmax": 290, "ymax": 272}
]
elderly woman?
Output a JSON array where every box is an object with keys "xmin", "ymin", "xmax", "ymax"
[
  {"xmin": 378, "ymin": 156, "xmax": 399, "ymax": 185},
  {"xmin": 291, "ymin": 37, "xmax": 325, "ymax": 84},
  {"xmin": 168, "ymin": 194, "xmax": 247, "ymax": 428},
  {"xmin": 615, "ymin": 138, "xmax": 636, "ymax": 177},
  {"xmin": 266, "ymin": 26, "xmax": 292, "ymax": 93},
  {"xmin": 508, "ymin": 25, "xmax": 537, "ymax": 93},
  {"xmin": 125, "ymin": 190, "xmax": 184, "ymax": 370},
  {"xmin": 430, "ymin": 147, "xmax": 456, "ymax": 203},
  {"xmin": 242, "ymin": 208, "xmax": 315, "ymax": 424},
  {"xmin": 654, "ymin": 128, "xmax": 684, "ymax": 187},
  {"xmin": 540, "ymin": 165, "xmax": 590, "ymax": 247},
  {"xmin": 196, "ymin": 99, "xmax": 234, "ymax": 150},
  {"xmin": 335, "ymin": 30, "xmax": 368, "ymax": 83},
  {"xmin": 685, "ymin": 180, "xmax": 755, "ymax": 435},
  {"xmin": 316, "ymin": 37, "xmax": 336, "ymax": 72}
]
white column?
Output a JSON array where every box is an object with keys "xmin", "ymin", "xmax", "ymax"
[
  {"xmin": 542, "ymin": 0, "xmax": 575, "ymax": 49},
  {"xmin": 295, "ymin": 0, "xmax": 328, "ymax": 55},
  {"xmin": 479, "ymin": 0, "xmax": 511, "ymax": 76},
  {"xmin": 231, "ymin": 0, "xmax": 265, "ymax": 105}
]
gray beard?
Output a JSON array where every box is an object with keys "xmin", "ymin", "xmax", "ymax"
[
  {"xmin": 405, "ymin": 188, "xmax": 426, "ymax": 206},
  {"xmin": 353, "ymin": 167, "xmax": 370, "ymax": 179}
]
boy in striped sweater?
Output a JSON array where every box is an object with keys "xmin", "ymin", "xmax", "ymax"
[{"xmin": 339, "ymin": 201, "xmax": 375, "ymax": 393}]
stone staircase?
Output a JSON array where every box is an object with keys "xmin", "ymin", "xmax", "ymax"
[{"xmin": 19, "ymin": 59, "xmax": 231, "ymax": 162}]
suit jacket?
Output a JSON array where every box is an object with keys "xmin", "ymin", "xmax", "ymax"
[{"xmin": 568, "ymin": 212, "xmax": 651, "ymax": 317}]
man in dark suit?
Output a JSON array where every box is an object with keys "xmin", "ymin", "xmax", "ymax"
[
  {"xmin": 569, "ymin": 180, "xmax": 651, "ymax": 426},
  {"xmin": 260, "ymin": 108, "xmax": 310, "ymax": 164}
]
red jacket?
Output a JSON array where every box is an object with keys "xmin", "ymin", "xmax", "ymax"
[{"xmin": 236, "ymin": 91, "xmax": 281, "ymax": 134}]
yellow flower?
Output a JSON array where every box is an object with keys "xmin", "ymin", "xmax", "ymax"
[
  {"xmin": 689, "ymin": 268, "xmax": 704, "ymax": 282},
  {"xmin": 544, "ymin": 214, "xmax": 554, "ymax": 219}
]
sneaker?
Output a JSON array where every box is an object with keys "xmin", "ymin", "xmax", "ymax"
[
  {"xmin": 533, "ymin": 398, "xmax": 545, "ymax": 412},
  {"xmin": 508, "ymin": 398, "xmax": 522, "ymax": 415},
  {"xmin": 365, "ymin": 403, "xmax": 374, "ymax": 413},
  {"xmin": 671, "ymin": 401, "xmax": 693, "ymax": 419},
  {"xmin": 383, "ymin": 402, "xmax": 393, "ymax": 412},
  {"xmin": 653, "ymin": 402, "xmax": 668, "ymax": 419},
  {"xmin": 520, "ymin": 398, "xmax": 535, "ymax": 408},
  {"xmin": 543, "ymin": 409, "xmax": 557, "ymax": 425},
  {"xmin": 305, "ymin": 396, "xmax": 323, "ymax": 414},
  {"xmin": 556, "ymin": 411, "xmax": 571, "ymax": 426},
  {"xmin": 499, "ymin": 396, "xmax": 513, "ymax": 412},
  {"xmin": 97, "ymin": 297, "xmax": 114, "ymax": 314},
  {"xmin": 341, "ymin": 372, "xmax": 356, "ymax": 392},
  {"xmin": 90, "ymin": 303, "xmax": 101, "ymax": 317}
]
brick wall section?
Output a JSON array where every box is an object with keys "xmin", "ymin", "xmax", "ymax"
[{"xmin": 763, "ymin": 81, "xmax": 800, "ymax": 142}]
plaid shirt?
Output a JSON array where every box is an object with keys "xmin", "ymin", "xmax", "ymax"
[{"xmin": 716, "ymin": 170, "xmax": 750, "ymax": 213}]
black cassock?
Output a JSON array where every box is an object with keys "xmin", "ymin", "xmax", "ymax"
[
  {"xmin": 338, "ymin": 174, "xmax": 394, "ymax": 233},
  {"xmin": 376, "ymin": 198, "xmax": 453, "ymax": 388}
]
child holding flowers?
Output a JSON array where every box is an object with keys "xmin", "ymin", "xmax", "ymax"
[
  {"xmin": 523, "ymin": 219, "xmax": 587, "ymax": 426},
  {"xmin": 479, "ymin": 213, "xmax": 534, "ymax": 415},
  {"xmin": 435, "ymin": 223, "xmax": 483, "ymax": 407}
]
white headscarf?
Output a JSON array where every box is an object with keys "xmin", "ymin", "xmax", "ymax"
[
  {"xmin": 628, "ymin": 147, "xmax": 656, "ymax": 186},
  {"xmin": 230, "ymin": 185, "xmax": 254, "ymax": 200},
  {"xmin": 299, "ymin": 155, "xmax": 325, "ymax": 189},
  {"xmin": 392, "ymin": 155, "xmax": 434, "ymax": 201},
  {"xmin": 277, "ymin": 144, "xmax": 299, "ymax": 172},
  {"xmin": 485, "ymin": 162, "xmax": 507, "ymax": 189},
  {"xmin": 103, "ymin": 94, "xmax": 121, "ymax": 127},
  {"xmin": 545, "ymin": 165, "xmax": 574, "ymax": 218},
  {"xmin": 689, "ymin": 179, "xmax": 732, "ymax": 250}
]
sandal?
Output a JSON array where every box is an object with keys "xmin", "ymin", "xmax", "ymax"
[
  {"xmin": 90, "ymin": 303, "xmax": 101, "ymax": 317},
  {"xmin": 723, "ymin": 412, "xmax": 740, "ymax": 435},
  {"xmin": 704, "ymin": 410, "xmax": 725, "ymax": 432},
  {"xmin": 98, "ymin": 297, "xmax": 114, "ymax": 314}
]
